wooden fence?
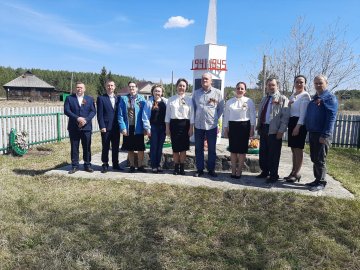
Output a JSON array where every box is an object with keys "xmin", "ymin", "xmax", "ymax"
[
  {"xmin": 280, "ymin": 113, "xmax": 360, "ymax": 148},
  {"xmin": 0, "ymin": 106, "xmax": 100, "ymax": 154},
  {"xmin": 332, "ymin": 113, "xmax": 360, "ymax": 148}
]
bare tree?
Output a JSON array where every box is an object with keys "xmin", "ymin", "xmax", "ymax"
[{"xmin": 263, "ymin": 17, "xmax": 360, "ymax": 93}]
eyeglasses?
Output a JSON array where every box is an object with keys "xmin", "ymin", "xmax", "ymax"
[{"xmin": 295, "ymin": 81, "xmax": 304, "ymax": 84}]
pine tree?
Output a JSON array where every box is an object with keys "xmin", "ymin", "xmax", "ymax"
[{"xmin": 97, "ymin": 66, "xmax": 107, "ymax": 95}]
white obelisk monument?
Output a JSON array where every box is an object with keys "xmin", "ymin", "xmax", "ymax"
[
  {"xmin": 191, "ymin": 0, "xmax": 227, "ymax": 140},
  {"xmin": 192, "ymin": 0, "xmax": 227, "ymax": 94}
]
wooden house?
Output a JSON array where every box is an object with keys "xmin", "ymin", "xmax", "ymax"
[
  {"xmin": 117, "ymin": 81, "xmax": 154, "ymax": 100},
  {"xmin": 3, "ymin": 71, "xmax": 59, "ymax": 101}
]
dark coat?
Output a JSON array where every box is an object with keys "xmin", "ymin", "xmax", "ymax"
[
  {"xmin": 64, "ymin": 94, "xmax": 96, "ymax": 132},
  {"xmin": 96, "ymin": 94, "xmax": 119, "ymax": 131}
]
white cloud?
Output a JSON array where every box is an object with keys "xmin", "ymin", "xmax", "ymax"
[{"xmin": 163, "ymin": 16, "xmax": 194, "ymax": 29}]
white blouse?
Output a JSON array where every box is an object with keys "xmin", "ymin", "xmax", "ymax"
[
  {"xmin": 289, "ymin": 91, "xmax": 311, "ymax": 125},
  {"xmin": 223, "ymin": 96, "xmax": 256, "ymax": 128},
  {"xmin": 165, "ymin": 94, "xmax": 194, "ymax": 124}
]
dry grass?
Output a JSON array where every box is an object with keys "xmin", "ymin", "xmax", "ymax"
[
  {"xmin": 0, "ymin": 100, "xmax": 64, "ymax": 108},
  {"xmin": 0, "ymin": 136, "xmax": 360, "ymax": 269}
]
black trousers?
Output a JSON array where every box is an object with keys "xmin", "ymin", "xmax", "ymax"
[
  {"xmin": 309, "ymin": 132, "xmax": 329, "ymax": 182},
  {"xmin": 259, "ymin": 124, "xmax": 282, "ymax": 178},
  {"xmin": 101, "ymin": 129, "xmax": 120, "ymax": 165},
  {"xmin": 69, "ymin": 130, "xmax": 92, "ymax": 168}
]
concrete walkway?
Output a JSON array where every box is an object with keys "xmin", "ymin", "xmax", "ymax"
[{"xmin": 46, "ymin": 144, "xmax": 354, "ymax": 200}]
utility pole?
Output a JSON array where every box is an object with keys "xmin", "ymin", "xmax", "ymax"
[
  {"xmin": 262, "ymin": 55, "xmax": 267, "ymax": 96},
  {"xmin": 70, "ymin": 72, "xmax": 74, "ymax": 94}
]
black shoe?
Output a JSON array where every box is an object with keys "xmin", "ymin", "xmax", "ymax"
[
  {"xmin": 152, "ymin": 168, "xmax": 158, "ymax": 173},
  {"xmin": 208, "ymin": 170, "xmax": 218, "ymax": 177},
  {"xmin": 283, "ymin": 174, "xmax": 292, "ymax": 181},
  {"xmin": 137, "ymin": 166, "xmax": 147, "ymax": 173},
  {"xmin": 230, "ymin": 174, "xmax": 237, "ymax": 179},
  {"xmin": 84, "ymin": 167, "xmax": 94, "ymax": 173},
  {"xmin": 256, "ymin": 172, "xmax": 268, "ymax": 178},
  {"xmin": 193, "ymin": 170, "xmax": 204, "ymax": 177},
  {"xmin": 129, "ymin": 166, "xmax": 135, "ymax": 173},
  {"xmin": 173, "ymin": 164, "xmax": 180, "ymax": 175},
  {"xmin": 305, "ymin": 180, "xmax": 319, "ymax": 187},
  {"xmin": 179, "ymin": 164, "xmax": 185, "ymax": 175},
  {"xmin": 236, "ymin": 172, "xmax": 242, "ymax": 179},
  {"xmin": 157, "ymin": 167, "xmax": 163, "ymax": 173},
  {"xmin": 68, "ymin": 167, "xmax": 78, "ymax": 174},
  {"xmin": 112, "ymin": 164, "xmax": 122, "ymax": 171},
  {"xmin": 309, "ymin": 183, "xmax": 326, "ymax": 191},
  {"xmin": 101, "ymin": 164, "xmax": 109, "ymax": 173},
  {"xmin": 266, "ymin": 177, "xmax": 278, "ymax": 184},
  {"xmin": 286, "ymin": 174, "xmax": 301, "ymax": 183}
]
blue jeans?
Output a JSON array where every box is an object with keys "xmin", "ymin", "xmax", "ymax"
[
  {"xmin": 150, "ymin": 125, "xmax": 166, "ymax": 168},
  {"xmin": 195, "ymin": 127, "xmax": 217, "ymax": 171}
]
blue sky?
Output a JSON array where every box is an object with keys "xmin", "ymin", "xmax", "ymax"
[{"xmin": 0, "ymin": 0, "xmax": 359, "ymax": 88}]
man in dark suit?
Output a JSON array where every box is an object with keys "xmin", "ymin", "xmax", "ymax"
[
  {"xmin": 64, "ymin": 82, "xmax": 96, "ymax": 174},
  {"xmin": 97, "ymin": 79, "xmax": 121, "ymax": 173},
  {"xmin": 256, "ymin": 78, "xmax": 289, "ymax": 183}
]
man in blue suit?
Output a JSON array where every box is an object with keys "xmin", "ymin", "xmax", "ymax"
[
  {"xmin": 64, "ymin": 82, "xmax": 96, "ymax": 174},
  {"xmin": 97, "ymin": 79, "xmax": 121, "ymax": 173}
]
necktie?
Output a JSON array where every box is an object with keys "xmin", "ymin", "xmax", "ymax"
[{"xmin": 260, "ymin": 96, "xmax": 271, "ymax": 124}]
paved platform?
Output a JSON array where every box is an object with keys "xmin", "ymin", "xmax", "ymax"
[{"xmin": 46, "ymin": 142, "xmax": 354, "ymax": 200}]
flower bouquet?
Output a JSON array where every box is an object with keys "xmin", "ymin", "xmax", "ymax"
[{"xmin": 247, "ymin": 138, "xmax": 260, "ymax": 154}]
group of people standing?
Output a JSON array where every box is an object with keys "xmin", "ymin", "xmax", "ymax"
[
  {"xmin": 255, "ymin": 75, "xmax": 338, "ymax": 191},
  {"xmin": 64, "ymin": 72, "xmax": 338, "ymax": 192}
]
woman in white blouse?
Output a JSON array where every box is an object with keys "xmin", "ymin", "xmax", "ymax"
[
  {"xmin": 285, "ymin": 75, "xmax": 311, "ymax": 182},
  {"xmin": 165, "ymin": 78, "xmax": 194, "ymax": 175},
  {"xmin": 224, "ymin": 82, "xmax": 256, "ymax": 178}
]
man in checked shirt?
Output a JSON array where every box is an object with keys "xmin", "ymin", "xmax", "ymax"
[{"xmin": 192, "ymin": 72, "xmax": 224, "ymax": 177}]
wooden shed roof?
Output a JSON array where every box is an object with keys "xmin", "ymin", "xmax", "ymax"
[
  {"xmin": 118, "ymin": 81, "xmax": 154, "ymax": 96},
  {"xmin": 3, "ymin": 71, "xmax": 55, "ymax": 89}
]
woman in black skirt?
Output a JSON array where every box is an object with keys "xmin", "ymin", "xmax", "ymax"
[
  {"xmin": 165, "ymin": 78, "xmax": 194, "ymax": 175},
  {"xmin": 285, "ymin": 75, "xmax": 311, "ymax": 182},
  {"xmin": 118, "ymin": 81, "xmax": 147, "ymax": 173},
  {"xmin": 224, "ymin": 82, "xmax": 256, "ymax": 178}
]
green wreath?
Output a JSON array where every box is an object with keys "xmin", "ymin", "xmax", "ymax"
[{"xmin": 9, "ymin": 128, "xmax": 28, "ymax": 156}]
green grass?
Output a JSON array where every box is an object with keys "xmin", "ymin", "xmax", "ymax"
[
  {"xmin": 304, "ymin": 145, "xmax": 360, "ymax": 198},
  {"xmin": 327, "ymin": 147, "xmax": 360, "ymax": 196},
  {"xmin": 1, "ymin": 135, "xmax": 360, "ymax": 269}
]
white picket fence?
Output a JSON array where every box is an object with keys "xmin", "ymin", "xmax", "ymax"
[
  {"xmin": 0, "ymin": 106, "xmax": 100, "ymax": 154},
  {"xmin": 0, "ymin": 106, "xmax": 359, "ymax": 154}
]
